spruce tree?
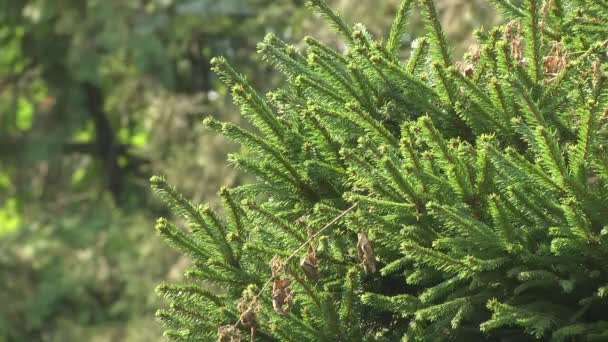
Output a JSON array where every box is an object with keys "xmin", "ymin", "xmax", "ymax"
[{"xmin": 151, "ymin": 0, "xmax": 608, "ymax": 340}]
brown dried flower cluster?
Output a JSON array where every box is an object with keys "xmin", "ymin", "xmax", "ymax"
[
  {"xmin": 270, "ymin": 255, "xmax": 294, "ymax": 315},
  {"xmin": 543, "ymin": 42, "xmax": 567, "ymax": 78},
  {"xmin": 236, "ymin": 289, "xmax": 259, "ymax": 341},
  {"xmin": 504, "ymin": 20, "xmax": 525, "ymax": 63},
  {"xmin": 540, "ymin": 0, "xmax": 554, "ymax": 30},
  {"xmin": 272, "ymin": 278, "xmax": 294, "ymax": 315},
  {"xmin": 456, "ymin": 45, "xmax": 480, "ymax": 78},
  {"xmin": 216, "ymin": 203, "xmax": 360, "ymax": 341},
  {"xmin": 217, "ymin": 325, "xmax": 242, "ymax": 342}
]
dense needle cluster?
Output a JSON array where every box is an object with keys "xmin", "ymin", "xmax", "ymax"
[{"xmin": 151, "ymin": 0, "xmax": 608, "ymax": 340}]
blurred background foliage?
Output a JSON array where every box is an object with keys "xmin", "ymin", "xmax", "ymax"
[{"xmin": 0, "ymin": 0, "xmax": 497, "ymax": 340}]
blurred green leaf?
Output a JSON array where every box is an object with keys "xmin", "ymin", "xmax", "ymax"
[
  {"xmin": 71, "ymin": 167, "xmax": 87, "ymax": 185},
  {"xmin": 16, "ymin": 97, "xmax": 33, "ymax": 130},
  {"xmin": 0, "ymin": 198, "xmax": 20, "ymax": 236}
]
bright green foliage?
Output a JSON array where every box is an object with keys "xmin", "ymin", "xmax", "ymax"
[{"xmin": 152, "ymin": 0, "xmax": 608, "ymax": 340}]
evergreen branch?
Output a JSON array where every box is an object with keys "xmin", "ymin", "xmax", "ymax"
[
  {"xmin": 449, "ymin": 68, "xmax": 495, "ymax": 109},
  {"xmin": 433, "ymin": 63, "xmax": 458, "ymax": 107},
  {"xmin": 258, "ymin": 33, "xmax": 316, "ymax": 81},
  {"xmin": 419, "ymin": 0, "xmax": 452, "ymax": 67},
  {"xmin": 150, "ymin": 176, "xmax": 226, "ymax": 248},
  {"xmin": 185, "ymin": 267, "xmax": 252, "ymax": 289},
  {"xmin": 361, "ymin": 292, "xmax": 419, "ymax": 317},
  {"xmin": 414, "ymin": 296, "xmax": 471, "ymax": 323},
  {"xmin": 386, "ymin": 0, "xmax": 415, "ymax": 55},
  {"xmin": 419, "ymin": 116, "xmax": 474, "ymax": 200},
  {"xmin": 381, "ymin": 60, "xmax": 442, "ymax": 105},
  {"xmin": 211, "ymin": 57, "xmax": 285, "ymax": 141},
  {"xmin": 302, "ymin": 108, "xmax": 344, "ymax": 166},
  {"xmin": 487, "ymin": 194, "xmax": 520, "ymax": 249},
  {"xmin": 534, "ymin": 126, "xmax": 568, "ymax": 187},
  {"xmin": 399, "ymin": 126, "xmax": 431, "ymax": 194},
  {"xmin": 451, "ymin": 73, "xmax": 514, "ymax": 137},
  {"xmin": 346, "ymin": 102, "xmax": 399, "ymax": 147},
  {"xmin": 552, "ymin": 323, "xmax": 592, "ymax": 342},
  {"xmin": 203, "ymin": 117, "xmax": 318, "ymax": 201},
  {"xmin": 350, "ymin": 34, "xmax": 445, "ymax": 121},
  {"xmin": 524, "ymin": 0, "xmax": 544, "ymax": 83},
  {"xmin": 338, "ymin": 270, "xmax": 362, "ymax": 338},
  {"xmin": 506, "ymin": 185, "xmax": 564, "ymax": 226},
  {"xmin": 309, "ymin": 105, "xmax": 365, "ymax": 138},
  {"xmin": 150, "ymin": 176, "xmax": 200, "ymax": 225},
  {"xmin": 428, "ymin": 202, "xmax": 504, "ymax": 252},
  {"xmin": 200, "ymin": 205, "xmax": 239, "ymax": 267},
  {"xmin": 155, "ymin": 218, "xmax": 209, "ymax": 261},
  {"xmin": 405, "ymin": 37, "xmax": 429, "ymax": 74},
  {"xmin": 474, "ymin": 135, "xmax": 494, "ymax": 196},
  {"xmin": 378, "ymin": 258, "xmax": 408, "ymax": 277},
  {"xmin": 347, "ymin": 63, "xmax": 379, "ymax": 106},
  {"xmin": 481, "ymin": 299, "xmax": 558, "ymax": 338},
  {"xmin": 513, "ymin": 80, "xmax": 548, "ymax": 128},
  {"xmin": 341, "ymin": 147, "xmax": 405, "ymax": 202},
  {"xmin": 498, "ymin": 146, "xmax": 562, "ymax": 193},
  {"xmin": 156, "ymin": 309, "xmax": 189, "ymax": 331},
  {"xmin": 382, "ymin": 157, "xmax": 425, "ymax": 208},
  {"xmin": 307, "ymin": 0, "xmax": 353, "ymax": 42},
  {"xmin": 242, "ymin": 200, "xmax": 307, "ymax": 243},
  {"xmin": 154, "ymin": 1, "xmax": 608, "ymax": 339},
  {"xmin": 156, "ymin": 283, "xmax": 224, "ymax": 307},
  {"xmin": 296, "ymin": 74, "xmax": 347, "ymax": 103},
  {"xmin": 308, "ymin": 52, "xmax": 367, "ymax": 108},
  {"xmin": 228, "ymin": 153, "xmax": 303, "ymax": 192},
  {"xmin": 489, "ymin": 78, "xmax": 515, "ymax": 127},
  {"xmin": 489, "ymin": 0, "xmax": 527, "ymax": 18},
  {"xmin": 569, "ymin": 107, "xmax": 597, "ymax": 184},
  {"xmin": 220, "ymin": 187, "xmax": 246, "ymax": 240},
  {"xmin": 419, "ymin": 274, "xmax": 469, "ymax": 304},
  {"xmin": 344, "ymin": 192, "xmax": 415, "ymax": 214},
  {"xmin": 402, "ymin": 241, "xmax": 472, "ymax": 274},
  {"xmin": 560, "ymin": 198, "xmax": 593, "ymax": 242},
  {"xmin": 304, "ymin": 36, "xmax": 347, "ymax": 64}
]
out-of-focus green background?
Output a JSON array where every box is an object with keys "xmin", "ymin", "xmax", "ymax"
[{"xmin": 0, "ymin": 1, "xmax": 497, "ymax": 340}]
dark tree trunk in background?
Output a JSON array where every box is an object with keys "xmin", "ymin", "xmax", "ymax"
[{"xmin": 82, "ymin": 81, "xmax": 124, "ymax": 202}]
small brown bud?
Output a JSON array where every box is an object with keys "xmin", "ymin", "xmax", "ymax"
[{"xmin": 456, "ymin": 62, "xmax": 475, "ymax": 78}]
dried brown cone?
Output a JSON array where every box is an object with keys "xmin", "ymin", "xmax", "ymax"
[
  {"xmin": 300, "ymin": 249, "xmax": 320, "ymax": 281},
  {"xmin": 357, "ymin": 231, "xmax": 377, "ymax": 274},
  {"xmin": 217, "ymin": 325, "xmax": 242, "ymax": 342}
]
